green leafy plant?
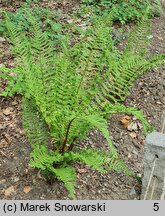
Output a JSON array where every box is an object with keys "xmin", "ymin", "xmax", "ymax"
[
  {"xmin": 82, "ymin": 0, "xmax": 162, "ymax": 23},
  {"xmin": 0, "ymin": 11, "xmax": 122, "ymax": 198},
  {"xmin": 0, "ymin": 6, "xmax": 65, "ymax": 48},
  {"xmin": 1, "ymin": 10, "xmax": 164, "ymax": 198},
  {"xmin": 0, "ymin": 66, "xmax": 25, "ymax": 96}
]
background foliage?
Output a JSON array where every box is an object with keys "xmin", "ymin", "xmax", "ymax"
[{"xmin": 82, "ymin": 0, "xmax": 162, "ymax": 23}]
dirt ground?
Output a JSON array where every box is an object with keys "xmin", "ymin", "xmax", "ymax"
[{"xmin": 0, "ymin": 3, "xmax": 165, "ymax": 200}]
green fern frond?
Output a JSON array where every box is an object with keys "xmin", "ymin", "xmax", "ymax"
[
  {"xmin": 5, "ymin": 13, "xmax": 32, "ymax": 64},
  {"xmin": 73, "ymin": 148, "xmax": 107, "ymax": 173},
  {"xmin": 30, "ymin": 146, "xmax": 76, "ymax": 199},
  {"xmin": 50, "ymin": 166, "xmax": 76, "ymax": 199},
  {"xmin": 104, "ymin": 156, "xmax": 135, "ymax": 177},
  {"xmin": 71, "ymin": 147, "xmax": 134, "ymax": 177},
  {"xmin": 123, "ymin": 8, "xmax": 151, "ymax": 56},
  {"xmin": 22, "ymin": 97, "xmax": 51, "ymax": 148},
  {"xmin": 30, "ymin": 146, "xmax": 63, "ymax": 170},
  {"xmin": 82, "ymin": 114, "xmax": 117, "ymax": 156},
  {"xmin": 101, "ymin": 103, "xmax": 153, "ymax": 135}
]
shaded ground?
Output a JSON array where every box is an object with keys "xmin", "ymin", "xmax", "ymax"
[{"xmin": 0, "ymin": 4, "xmax": 165, "ymax": 200}]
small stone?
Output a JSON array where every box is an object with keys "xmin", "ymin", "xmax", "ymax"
[
  {"xmin": 129, "ymin": 187, "xmax": 136, "ymax": 196},
  {"xmin": 132, "ymin": 116, "xmax": 137, "ymax": 121},
  {"xmin": 104, "ymin": 183, "xmax": 108, "ymax": 187},
  {"xmin": 132, "ymin": 150, "xmax": 138, "ymax": 155},
  {"xmin": 88, "ymin": 140, "xmax": 93, "ymax": 145},
  {"xmin": 113, "ymin": 142, "xmax": 120, "ymax": 148},
  {"xmin": 67, "ymin": 19, "xmax": 73, "ymax": 24},
  {"xmin": 137, "ymin": 173, "xmax": 142, "ymax": 178},
  {"xmin": 156, "ymin": 101, "xmax": 162, "ymax": 105},
  {"xmin": 114, "ymin": 182, "xmax": 118, "ymax": 187},
  {"xmin": 0, "ymin": 179, "xmax": 6, "ymax": 189},
  {"xmin": 40, "ymin": 194, "xmax": 46, "ymax": 199},
  {"xmin": 11, "ymin": 177, "xmax": 19, "ymax": 183},
  {"xmin": 0, "ymin": 37, "xmax": 6, "ymax": 42}
]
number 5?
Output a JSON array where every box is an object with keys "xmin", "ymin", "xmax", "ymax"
[{"xmin": 153, "ymin": 203, "xmax": 159, "ymax": 211}]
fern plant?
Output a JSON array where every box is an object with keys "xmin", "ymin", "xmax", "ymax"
[
  {"xmin": 1, "ymin": 11, "xmax": 121, "ymax": 198},
  {"xmin": 72, "ymin": 12, "xmax": 165, "ymax": 133},
  {"xmin": 1, "ymin": 10, "xmax": 164, "ymax": 198}
]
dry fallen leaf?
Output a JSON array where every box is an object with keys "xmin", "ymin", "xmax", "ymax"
[
  {"xmin": 9, "ymin": 71, "xmax": 17, "ymax": 77},
  {"xmin": 128, "ymin": 153, "xmax": 132, "ymax": 158},
  {"xmin": 3, "ymin": 108, "xmax": 12, "ymax": 116},
  {"xmin": 127, "ymin": 122, "xmax": 138, "ymax": 131},
  {"xmin": 2, "ymin": 133, "xmax": 11, "ymax": 144},
  {"xmin": 0, "ymin": 150, "xmax": 7, "ymax": 157},
  {"xmin": 77, "ymin": 169, "xmax": 87, "ymax": 174},
  {"xmin": 129, "ymin": 131, "xmax": 137, "ymax": 138},
  {"xmin": 157, "ymin": 36, "xmax": 163, "ymax": 41},
  {"xmin": 137, "ymin": 121, "xmax": 143, "ymax": 129},
  {"xmin": 4, "ymin": 186, "xmax": 15, "ymax": 197},
  {"xmin": 120, "ymin": 115, "xmax": 131, "ymax": 128},
  {"xmin": 11, "ymin": 100, "xmax": 18, "ymax": 106},
  {"xmin": 23, "ymin": 186, "xmax": 32, "ymax": 194}
]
